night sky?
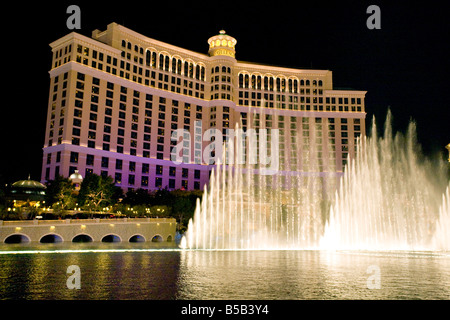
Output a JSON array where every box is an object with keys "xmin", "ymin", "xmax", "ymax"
[{"xmin": 1, "ymin": 1, "xmax": 449, "ymax": 184}]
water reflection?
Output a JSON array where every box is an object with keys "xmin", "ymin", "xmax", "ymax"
[
  {"xmin": 0, "ymin": 243, "xmax": 181, "ymax": 300},
  {"xmin": 1, "ymin": 246, "xmax": 449, "ymax": 300},
  {"xmin": 176, "ymin": 250, "xmax": 450, "ymax": 299}
]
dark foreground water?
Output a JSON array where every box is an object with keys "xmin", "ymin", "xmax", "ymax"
[{"xmin": 0, "ymin": 243, "xmax": 449, "ymax": 300}]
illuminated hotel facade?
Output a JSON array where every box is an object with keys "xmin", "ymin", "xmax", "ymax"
[{"xmin": 41, "ymin": 22, "xmax": 367, "ymax": 191}]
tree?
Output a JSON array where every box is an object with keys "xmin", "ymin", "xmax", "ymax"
[
  {"xmin": 78, "ymin": 174, "xmax": 117, "ymax": 214},
  {"xmin": 45, "ymin": 176, "xmax": 76, "ymax": 212},
  {"xmin": 170, "ymin": 189, "xmax": 202, "ymax": 232},
  {"xmin": 123, "ymin": 188, "xmax": 152, "ymax": 206}
]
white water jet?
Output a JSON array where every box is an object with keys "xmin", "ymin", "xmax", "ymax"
[
  {"xmin": 182, "ymin": 111, "xmax": 449, "ymax": 251},
  {"xmin": 321, "ymin": 112, "xmax": 449, "ymax": 250},
  {"xmin": 432, "ymin": 185, "xmax": 450, "ymax": 250}
]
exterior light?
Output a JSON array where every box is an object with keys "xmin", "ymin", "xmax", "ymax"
[
  {"xmin": 81, "ymin": 225, "xmax": 86, "ymax": 230},
  {"xmin": 446, "ymin": 144, "xmax": 450, "ymax": 162},
  {"xmin": 50, "ymin": 226, "xmax": 55, "ymax": 230},
  {"xmin": 15, "ymin": 227, "xmax": 22, "ymax": 231}
]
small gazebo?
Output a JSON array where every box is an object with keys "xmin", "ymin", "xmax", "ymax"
[{"xmin": 8, "ymin": 175, "xmax": 47, "ymax": 207}]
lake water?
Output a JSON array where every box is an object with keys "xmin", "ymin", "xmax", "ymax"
[{"xmin": 1, "ymin": 243, "xmax": 449, "ymax": 300}]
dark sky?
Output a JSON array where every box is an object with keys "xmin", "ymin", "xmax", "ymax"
[{"xmin": 1, "ymin": 1, "xmax": 449, "ymax": 184}]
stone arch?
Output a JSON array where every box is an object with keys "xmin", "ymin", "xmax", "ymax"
[
  {"xmin": 72, "ymin": 234, "xmax": 94, "ymax": 243},
  {"xmin": 4, "ymin": 233, "xmax": 31, "ymax": 244},
  {"xmin": 166, "ymin": 235, "xmax": 173, "ymax": 242},
  {"xmin": 151, "ymin": 234, "xmax": 163, "ymax": 242},
  {"xmin": 129, "ymin": 234, "xmax": 146, "ymax": 243},
  {"xmin": 39, "ymin": 233, "xmax": 63, "ymax": 243},
  {"xmin": 101, "ymin": 234, "xmax": 122, "ymax": 243}
]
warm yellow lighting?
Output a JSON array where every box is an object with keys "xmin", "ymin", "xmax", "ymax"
[
  {"xmin": 15, "ymin": 227, "xmax": 22, "ymax": 231},
  {"xmin": 215, "ymin": 40, "xmax": 220, "ymax": 46},
  {"xmin": 221, "ymin": 39, "xmax": 227, "ymax": 46},
  {"xmin": 50, "ymin": 226, "xmax": 55, "ymax": 230},
  {"xmin": 446, "ymin": 144, "xmax": 450, "ymax": 163},
  {"xmin": 136, "ymin": 223, "xmax": 141, "ymax": 227},
  {"xmin": 81, "ymin": 225, "xmax": 86, "ymax": 230},
  {"xmin": 212, "ymin": 49, "xmax": 235, "ymax": 58},
  {"xmin": 109, "ymin": 224, "xmax": 115, "ymax": 227}
]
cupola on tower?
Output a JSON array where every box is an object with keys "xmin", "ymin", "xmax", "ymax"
[
  {"xmin": 207, "ymin": 30, "xmax": 237, "ymax": 58},
  {"xmin": 208, "ymin": 30, "xmax": 237, "ymax": 102}
]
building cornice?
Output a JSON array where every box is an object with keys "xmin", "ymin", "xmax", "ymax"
[
  {"xmin": 49, "ymin": 32, "xmax": 122, "ymax": 55},
  {"xmin": 324, "ymin": 90, "xmax": 367, "ymax": 96},
  {"xmin": 235, "ymin": 61, "xmax": 331, "ymax": 77},
  {"xmin": 111, "ymin": 23, "xmax": 210, "ymax": 61}
]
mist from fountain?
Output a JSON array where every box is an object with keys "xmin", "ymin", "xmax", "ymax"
[
  {"xmin": 321, "ymin": 112, "xmax": 449, "ymax": 250},
  {"xmin": 181, "ymin": 111, "xmax": 449, "ymax": 251}
]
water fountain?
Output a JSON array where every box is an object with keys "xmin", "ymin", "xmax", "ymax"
[
  {"xmin": 321, "ymin": 113, "xmax": 449, "ymax": 250},
  {"xmin": 181, "ymin": 111, "xmax": 450, "ymax": 251}
]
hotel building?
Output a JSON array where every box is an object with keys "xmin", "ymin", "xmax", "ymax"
[{"xmin": 41, "ymin": 22, "xmax": 367, "ymax": 191}]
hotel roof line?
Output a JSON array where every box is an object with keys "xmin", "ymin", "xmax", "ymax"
[{"xmin": 50, "ymin": 22, "xmax": 354, "ymax": 78}]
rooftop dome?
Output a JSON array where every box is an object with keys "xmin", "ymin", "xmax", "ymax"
[
  {"xmin": 208, "ymin": 30, "xmax": 237, "ymax": 58},
  {"xmin": 69, "ymin": 170, "xmax": 83, "ymax": 183},
  {"xmin": 12, "ymin": 176, "xmax": 46, "ymax": 189}
]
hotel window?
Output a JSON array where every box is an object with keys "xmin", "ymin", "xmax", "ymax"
[
  {"xmin": 128, "ymin": 175, "xmax": 135, "ymax": 186},
  {"xmin": 115, "ymin": 159, "xmax": 123, "ymax": 170},
  {"xmin": 141, "ymin": 176, "xmax": 149, "ymax": 187},
  {"xmin": 70, "ymin": 152, "xmax": 78, "ymax": 164},
  {"xmin": 115, "ymin": 173, "xmax": 122, "ymax": 184},
  {"xmin": 155, "ymin": 177, "xmax": 163, "ymax": 188},
  {"xmin": 169, "ymin": 179, "xmax": 175, "ymax": 189},
  {"xmin": 86, "ymin": 154, "xmax": 94, "ymax": 166},
  {"xmin": 101, "ymin": 157, "xmax": 109, "ymax": 168},
  {"xmin": 72, "ymin": 128, "xmax": 81, "ymax": 136},
  {"xmin": 156, "ymin": 165, "xmax": 163, "ymax": 175},
  {"xmin": 169, "ymin": 167, "xmax": 176, "ymax": 177}
]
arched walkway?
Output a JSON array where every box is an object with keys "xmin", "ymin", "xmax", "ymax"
[
  {"xmin": 151, "ymin": 235, "xmax": 163, "ymax": 242},
  {"xmin": 4, "ymin": 234, "xmax": 30, "ymax": 244},
  {"xmin": 129, "ymin": 235, "xmax": 146, "ymax": 243},
  {"xmin": 72, "ymin": 234, "xmax": 94, "ymax": 243},
  {"xmin": 40, "ymin": 234, "xmax": 63, "ymax": 243},
  {"xmin": 101, "ymin": 234, "xmax": 121, "ymax": 242}
]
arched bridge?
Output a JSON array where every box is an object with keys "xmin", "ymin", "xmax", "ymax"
[{"xmin": 0, "ymin": 218, "xmax": 176, "ymax": 243}]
